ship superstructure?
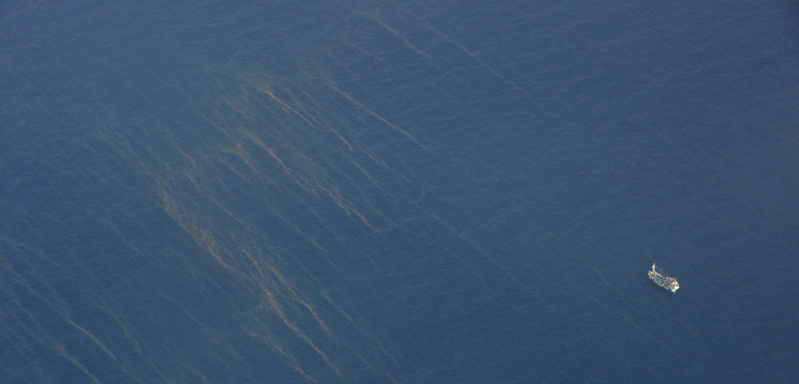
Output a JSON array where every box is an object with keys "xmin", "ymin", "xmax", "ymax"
[{"xmin": 648, "ymin": 263, "xmax": 679, "ymax": 292}]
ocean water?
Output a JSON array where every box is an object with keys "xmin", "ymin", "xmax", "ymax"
[{"xmin": 1, "ymin": 0, "xmax": 798, "ymax": 383}]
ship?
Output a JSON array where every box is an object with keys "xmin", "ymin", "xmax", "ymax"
[{"xmin": 648, "ymin": 263, "xmax": 679, "ymax": 292}]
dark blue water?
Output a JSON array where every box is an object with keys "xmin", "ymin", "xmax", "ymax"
[{"xmin": 2, "ymin": 0, "xmax": 798, "ymax": 383}]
